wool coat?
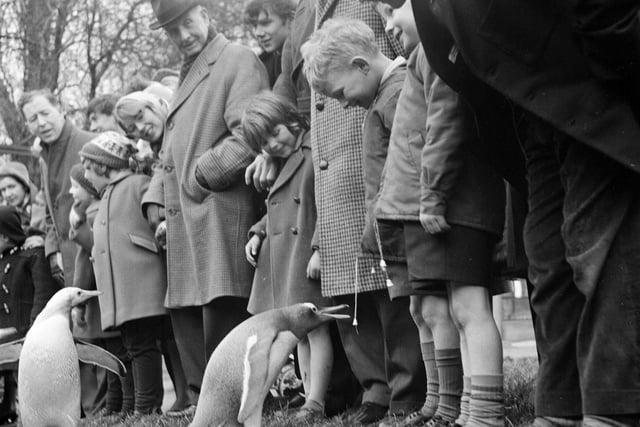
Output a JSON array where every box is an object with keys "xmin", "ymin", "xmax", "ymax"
[
  {"xmin": 142, "ymin": 34, "xmax": 269, "ymax": 308},
  {"xmin": 247, "ymin": 135, "xmax": 331, "ymax": 314},
  {"xmin": 310, "ymin": 0, "xmax": 404, "ymax": 297},
  {"xmin": 92, "ymin": 172, "xmax": 167, "ymax": 330},
  {"xmin": 39, "ymin": 120, "xmax": 95, "ymax": 283}
]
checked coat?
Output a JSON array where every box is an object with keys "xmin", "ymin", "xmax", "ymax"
[{"xmin": 311, "ymin": 0, "xmax": 404, "ymax": 297}]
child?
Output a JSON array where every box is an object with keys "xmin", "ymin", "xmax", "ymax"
[
  {"xmin": 0, "ymin": 205, "xmax": 60, "ymax": 423},
  {"xmin": 241, "ymin": 92, "xmax": 332, "ymax": 420},
  {"xmin": 373, "ymin": 2, "xmax": 507, "ymax": 427},
  {"xmin": 79, "ymin": 132, "xmax": 167, "ymax": 415},
  {"xmin": 301, "ymin": 18, "xmax": 428, "ymax": 425}
]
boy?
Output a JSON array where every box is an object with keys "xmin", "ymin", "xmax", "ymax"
[{"xmin": 301, "ymin": 18, "xmax": 427, "ymax": 425}]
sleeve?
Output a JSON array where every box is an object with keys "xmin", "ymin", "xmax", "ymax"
[
  {"xmin": 194, "ymin": 51, "xmax": 270, "ymax": 192},
  {"xmin": 141, "ymin": 157, "xmax": 166, "ymax": 217},
  {"xmin": 248, "ymin": 214, "xmax": 268, "ymax": 240},
  {"xmin": 29, "ymin": 248, "xmax": 61, "ymax": 324},
  {"xmin": 419, "ymin": 51, "xmax": 467, "ymax": 218}
]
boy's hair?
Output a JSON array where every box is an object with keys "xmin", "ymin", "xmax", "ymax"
[
  {"xmin": 17, "ymin": 89, "xmax": 62, "ymax": 118},
  {"xmin": 301, "ymin": 18, "xmax": 379, "ymax": 91},
  {"xmin": 243, "ymin": 0, "xmax": 296, "ymax": 26},
  {"xmin": 87, "ymin": 94, "xmax": 119, "ymax": 119},
  {"xmin": 81, "ymin": 158, "xmax": 112, "ymax": 178},
  {"xmin": 241, "ymin": 91, "xmax": 309, "ymax": 151}
]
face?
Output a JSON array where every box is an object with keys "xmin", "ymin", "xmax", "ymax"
[
  {"xmin": 0, "ymin": 177, "xmax": 27, "ymax": 208},
  {"xmin": 321, "ymin": 62, "xmax": 379, "ymax": 109},
  {"xmin": 22, "ymin": 95, "xmax": 66, "ymax": 144},
  {"xmin": 164, "ymin": 6, "xmax": 210, "ymax": 57},
  {"xmin": 251, "ymin": 10, "xmax": 291, "ymax": 53},
  {"xmin": 263, "ymin": 124, "xmax": 298, "ymax": 158},
  {"xmin": 376, "ymin": 1, "xmax": 419, "ymax": 54},
  {"xmin": 69, "ymin": 178, "xmax": 93, "ymax": 205},
  {"xmin": 82, "ymin": 163, "xmax": 109, "ymax": 193},
  {"xmin": 88, "ymin": 112, "xmax": 122, "ymax": 133},
  {"xmin": 120, "ymin": 106, "xmax": 164, "ymax": 143}
]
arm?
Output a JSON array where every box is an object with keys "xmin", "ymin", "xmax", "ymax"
[
  {"xmin": 29, "ymin": 248, "xmax": 61, "ymax": 325},
  {"xmin": 273, "ymin": 35, "xmax": 296, "ymax": 104}
]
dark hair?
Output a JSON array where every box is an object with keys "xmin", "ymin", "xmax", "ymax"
[
  {"xmin": 87, "ymin": 94, "xmax": 119, "ymax": 118},
  {"xmin": 122, "ymin": 75, "xmax": 152, "ymax": 95},
  {"xmin": 241, "ymin": 91, "xmax": 308, "ymax": 151},
  {"xmin": 17, "ymin": 89, "xmax": 61, "ymax": 119},
  {"xmin": 243, "ymin": 0, "xmax": 296, "ymax": 26}
]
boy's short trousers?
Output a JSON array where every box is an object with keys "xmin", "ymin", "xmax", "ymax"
[
  {"xmin": 376, "ymin": 220, "xmax": 412, "ymax": 299},
  {"xmin": 404, "ymin": 221, "xmax": 498, "ymax": 290}
]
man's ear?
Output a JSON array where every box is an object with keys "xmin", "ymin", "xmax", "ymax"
[{"xmin": 351, "ymin": 56, "xmax": 370, "ymax": 75}]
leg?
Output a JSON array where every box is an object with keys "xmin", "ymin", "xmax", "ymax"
[
  {"xmin": 297, "ymin": 337, "xmax": 311, "ymax": 395},
  {"xmin": 410, "ymin": 295, "xmax": 439, "ymax": 418},
  {"xmin": 306, "ymin": 323, "xmax": 333, "ymax": 409},
  {"xmin": 202, "ymin": 296, "xmax": 250, "ymax": 359},
  {"xmin": 169, "ymin": 306, "xmax": 205, "ymax": 397},
  {"xmin": 159, "ymin": 316, "xmax": 191, "ymax": 412}
]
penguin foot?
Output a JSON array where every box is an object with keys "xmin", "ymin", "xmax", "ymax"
[{"xmin": 165, "ymin": 404, "xmax": 196, "ymax": 418}]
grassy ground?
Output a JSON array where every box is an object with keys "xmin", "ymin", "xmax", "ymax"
[{"xmin": 80, "ymin": 357, "xmax": 537, "ymax": 427}]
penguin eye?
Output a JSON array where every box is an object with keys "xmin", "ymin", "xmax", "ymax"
[
  {"xmin": 311, "ymin": 306, "xmax": 317, "ymax": 312},
  {"xmin": 77, "ymin": 291, "xmax": 82, "ymax": 296}
]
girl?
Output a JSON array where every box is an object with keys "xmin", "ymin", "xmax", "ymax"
[{"xmin": 242, "ymin": 92, "xmax": 332, "ymax": 421}]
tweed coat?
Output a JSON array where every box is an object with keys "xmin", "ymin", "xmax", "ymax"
[
  {"xmin": 311, "ymin": 0, "xmax": 404, "ymax": 297},
  {"xmin": 39, "ymin": 120, "xmax": 94, "ymax": 283},
  {"xmin": 92, "ymin": 172, "xmax": 167, "ymax": 330},
  {"xmin": 247, "ymin": 135, "xmax": 331, "ymax": 314},
  {"xmin": 142, "ymin": 34, "xmax": 269, "ymax": 308}
]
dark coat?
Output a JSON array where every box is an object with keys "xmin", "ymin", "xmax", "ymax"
[{"xmin": 247, "ymin": 135, "xmax": 331, "ymax": 314}]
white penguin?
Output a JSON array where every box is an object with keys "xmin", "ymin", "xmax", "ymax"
[
  {"xmin": 190, "ymin": 303, "xmax": 349, "ymax": 427},
  {"xmin": 0, "ymin": 287, "xmax": 126, "ymax": 427}
]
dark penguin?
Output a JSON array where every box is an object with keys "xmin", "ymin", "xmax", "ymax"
[{"xmin": 190, "ymin": 303, "xmax": 349, "ymax": 427}]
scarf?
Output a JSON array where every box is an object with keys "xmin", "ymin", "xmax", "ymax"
[{"xmin": 179, "ymin": 23, "xmax": 217, "ymax": 84}]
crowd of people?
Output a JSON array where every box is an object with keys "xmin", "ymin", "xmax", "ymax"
[{"xmin": 1, "ymin": 0, "xmax": 638, "ymax": 426}]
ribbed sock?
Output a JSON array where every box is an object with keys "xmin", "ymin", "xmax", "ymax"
[
  {"xmin": 434, "ymin": 348, "xmax": 463, "ymax": 423},
  {"xmin": 466, "ymin": 374, "xmax": 504, "ymax": 427},
  {"xmin": 454, "ymin": 376, "xmax": 471, "ymax": 426},
  {"xmin": 421, "ymin": 341, "xmax": 439, "ymax": 417}
]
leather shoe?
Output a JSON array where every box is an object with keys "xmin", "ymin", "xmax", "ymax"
[{"xmin": 347, "ymin": 402, "xmax": 389, "ymax": 425}]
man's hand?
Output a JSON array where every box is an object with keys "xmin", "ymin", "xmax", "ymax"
[
  {"xmin": 245, "ymin": 235, "xmax": 262, "ymax": 267},
  {"xmin": 47, "ymin": 252, "xmax": 64, "ymax": 286},
  {"xmin": 145, "ymin": 204, "xmax": 165, "ymax": 231},
  {"xmin": 306, "ymin": 249, "xmax": 321, "ymax": 280},
  {"xmin": 420, "ymin": 213, "xmax": 451, "ymax": 234},
  {"xmin": 244, "ymin": 154, "xmax": 278, "ymax": 192}
]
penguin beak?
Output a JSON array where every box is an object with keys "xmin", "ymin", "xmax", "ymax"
[
  {"xmin": 78, "ymin": 290, "xmax": 102, "ymax": 304},
  {"xmin": 318, "ymin": 304, "xmax": 350, "ymax": 320}
]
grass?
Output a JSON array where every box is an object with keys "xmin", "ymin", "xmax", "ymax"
[{"xmin": 80, "ymin": 357, "xmax": 537, "ymax": 427}]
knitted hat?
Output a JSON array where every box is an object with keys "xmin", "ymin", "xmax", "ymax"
[
  {"xmin": 69, "ymin": 164, "xmax": 99, "ymax": 199},
  {"xmin": 0, "ymin": 206, "xmax": 26, "ymax": 246},
  {"xmin": 79, "ymin": 131, "xmax": 134, "ymax": 170},
  {"xmin": 0, "ymin": 161, "xmax": 38, "ymax": 196}
]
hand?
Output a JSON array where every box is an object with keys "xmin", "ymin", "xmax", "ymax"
[
  {"xmin": 48, "ymin": 252, "xmax": 64, "ymax": 286},
  {"xmin": 22, "ymin": 235, "xmax": 44, "ymax": 249},
  {"xmin": 0, "ymin": 327, "xmax": 17, "ymax": 341},
  {"xmin": 419, "ymin": 213, "xmax": 451, "ymax": 234},
  {"xmin": 244, "ymin": 154, "xmax": 278, "ymax": 192},
  {"xmin": 145, "ymin": 204, "xmax": 165, "ymax": 231},
  {"xmin": 155, "ymin": 220, "xmax": 167, "ymax": 250},
  {"xmin": 306, "ymin": 249, "xmax": 321, "ymax": 280},
  {"xmin": 245, "ymin": 235, "xmax": 262, "ymax": 267},
  {"xmin": 69, "ymin": 207, "xmax": 84, "ymax": 230},
  {"xmin": 71, "ymin": 306, "xmax": 87, "ymax": 330}
]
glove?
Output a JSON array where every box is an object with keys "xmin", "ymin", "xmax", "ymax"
[{"xmin": 155, "ymin": 220, "xmax": 167, "ymax": 250}]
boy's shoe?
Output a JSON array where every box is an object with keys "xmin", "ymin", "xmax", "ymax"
[
  {"xmin": 399, "ymin": 409, "xmax": 433, "ymax": 426},
  {"xmin": 166, "ymin": 404, "xmax": 197, "ymax": 418},
  {"xmin": 425, "ymin": 415, "xmax": 457, "ymax": 427},
  {"xmin": 347, "ymin": 402, "xmax": 389, "ymax": 425}
]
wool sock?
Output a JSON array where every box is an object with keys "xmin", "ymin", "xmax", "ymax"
[
  {"xmin": 454, "ymin": 376, "xmax": 471, "ymax": 426},
  {"xmin": 434, "ymin": 348, "xmax": 463, "ymax": 423},
  {"xmin": 466, "ymin": 374, "xmax": 504, "ymax": 427},
  {"xmin": 421, "ymin": 341, "xmax": 439, "ymax": 417}
]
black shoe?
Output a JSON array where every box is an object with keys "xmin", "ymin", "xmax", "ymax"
[
  {"xmin": 425, "ymin": 415, "xmax": 456, "ymax": 427},
  {"xmin": 347, "ymin": 402, "xmax": 389, "ymax": 425}
]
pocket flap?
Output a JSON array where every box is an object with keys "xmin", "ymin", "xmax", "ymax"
[{"xmin": 128, "ymin": 233, "xmax": 158, "ymax": 253}]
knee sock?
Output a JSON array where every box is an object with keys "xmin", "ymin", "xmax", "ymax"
[
  {"xmin": 421, "ymin": 342, "xmax": 439, "ymax": 417},
  {"xmin": 455, "ymin": 376, "xmax": 471, "ymax": 426},
  {"xmin": 434, "ymin": 348, "xmax": 463, "ymax": 423},
  {"xmin": 466, "ymin": 374, "xmax": 504, "ymax": 427}
]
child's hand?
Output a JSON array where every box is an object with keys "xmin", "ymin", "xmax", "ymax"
[
  {"xmin": 155, "ymin": 220, "xmax": 167, "ymax": 250},
  {"xmin": 69, "ymin": 207, "xmax": 85, "ymax": 230},
  {"xmin": 22, "ymin": 235, "xmax": 44, "ymax": 249},
  {"xmin": 306, "ymin": 249, "xmax": 321, "ymax": 280},
  {"xmin": 420, "ymin": 213, "xmax": 451, "ymax": 234},
  {"xmin": 245, "ymin": 235, "xmax": 262, "ymax": 266}
]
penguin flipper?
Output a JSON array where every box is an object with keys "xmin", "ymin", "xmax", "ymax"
[
  {"xmin": 0, "ymin": 338, "xmax": 24, "ymax": 370},
  {"xmin": 75, "ymin": 339, "xmax": 126, "ymax": 377},
  {"xmin": 238, "ymin": 330, "xmax": 299, "ymax": 424}
]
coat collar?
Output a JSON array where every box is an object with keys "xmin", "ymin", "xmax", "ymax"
[
  {"xmin": 269, "ymin": 132, "xmax": 310, "ymax": 195},
  {"xmin": 169, "ymin": 33, "xmax": 230, "ymax": 117}
]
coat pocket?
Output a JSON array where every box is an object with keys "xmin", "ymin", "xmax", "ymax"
[{"xmin": 128, "ymin": 233, "xmax": 158, "ymax": 253}]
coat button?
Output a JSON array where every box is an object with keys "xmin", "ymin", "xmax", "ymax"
[
  {"xmin": 2, "ymin": 284, "xmax": 8, "ymax": 294},
  {"xmin": 167, "ymin": 207, "xmax": 178, "ymax": 216},
  {"xmin": 291, "ymin": 227, "xmax": 298, "ymax": 235},
  {"xmin": 3, "ymin": 303, "xmax": 9, "ymax": 314},
  {"xmin": 319, "ymin": 160, "xmax": 328, "ymax": 170},
  {"xmin": 101, "ymin": 220, "xmax": 106, "ymax": 225},
  {"xmin": 164, "ymin": 165, "xmax": 174, "ymax": 173},
  {"xmin": 167, "ymin": 121, "xmax": 174, "ymax": 130},
  {"xmin": 315, "ymin": 101, "xmax": 324, "ymax": 111},
  {"xmin": 293, "ymin": 196, "xmax": 300, "ymax": 204}
]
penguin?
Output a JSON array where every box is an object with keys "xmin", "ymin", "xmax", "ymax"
[
  {"xmin": 190, "ymin": 303, "xmax": 349, "ymax": 427},
  {"xmin": 0, "ymin": 287, "xmax": 126, "ymax": 427}
]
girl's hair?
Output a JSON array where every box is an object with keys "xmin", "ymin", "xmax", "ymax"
[
  {"xmin": 114, "ymin": 91, "xmax": 169, "ymax": 139},
  {"xmin": 241, "ymin": 91, "xmax": 309, "ymax": 150},
  {"xmin": 80, "ymin": 158, "xmax": 111, "ymax": 178}
]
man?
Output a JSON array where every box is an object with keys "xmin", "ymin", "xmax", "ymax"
[
  {"xmin": 243, "ymin": 0, "xmax": 296, "ymax": 86},
  {"xmin": 86, "ymin": 94, "xmax": 123, "ymax": 134},
  {"xmin": 144, "ymin": 0, "xmax": 269, "ymax": 409}
]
